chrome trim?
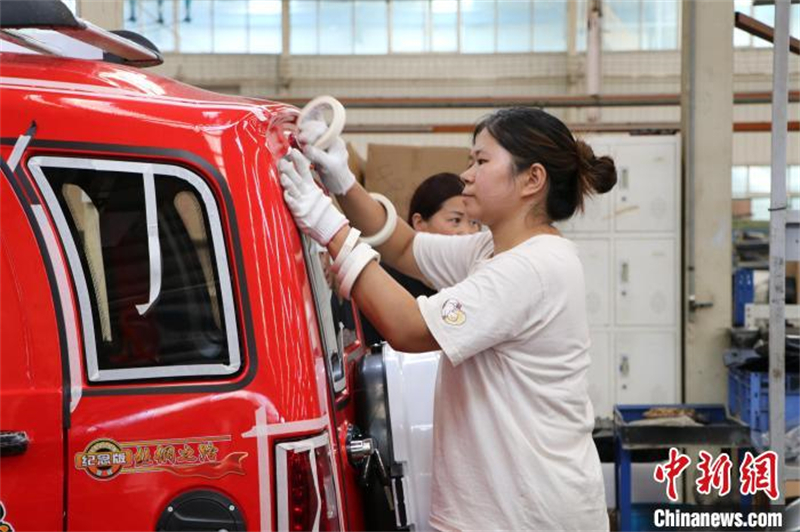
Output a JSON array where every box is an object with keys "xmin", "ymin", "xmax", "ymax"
[
  {"xmin": 59, "ymin": 20, "xmax": 162, "ymax": 66},
  {"xmin": 27, "ymin": 156, "xmax": 241, "ymax": 382},
  {"xmin": 0, "ymin": 29, "xmax": 60, "ymax": 56}
]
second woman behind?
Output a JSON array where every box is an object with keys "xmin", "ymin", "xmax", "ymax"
[{"xmin": 361, "ymin": 172, "xmax": 480, "ymax": 345}]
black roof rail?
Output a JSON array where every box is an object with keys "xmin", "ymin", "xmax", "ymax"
[{"xmin": 0, "ymin": 0, "xmax": 163, "ymax": 67}]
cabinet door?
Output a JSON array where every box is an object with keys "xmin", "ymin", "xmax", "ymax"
[
  {"xmin": 616, "ymin": 239, "xmax": 676, "ymax": 326},
  {"xmin": 613, "ymin": 142, "xmax": 677, "ymax": 233},
  {"xmin": 587, "ymin": 331, "xmax": 612, "ymax": 418},
  {"xmin": 558, "ymin": 189, "xmax": 611, "ymax": 233},
  {"xmin": 615, "ymin": 331, "xmax": 677, "ymax": 405},
  {"xmin": 574, "ymin": 238, "xmax": 610, "ymax": 326}
]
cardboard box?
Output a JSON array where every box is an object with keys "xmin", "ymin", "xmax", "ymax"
[
  {"xmin": 365, "ymin": 144, "xmax": 470, "ymax": 222},
  {"xmin": 346, "ymin": 142, "xmax": 366, "ymax": 185},
  {"xmin": 732, "ymin": 199, "xmax": 752, "ymax": 219}
]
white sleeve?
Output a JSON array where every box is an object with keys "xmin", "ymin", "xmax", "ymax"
[
  {"xmin": 412, "ymin": 231, "xmax": 491, "ymax": 290},
  {"xmin": 416, "ymin": 252, "xmax": 544, "ymax": 366}
]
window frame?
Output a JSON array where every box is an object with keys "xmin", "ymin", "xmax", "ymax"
[{"xmin": 27, "ymin": 156, "xmax": 242, "ymax": 383}]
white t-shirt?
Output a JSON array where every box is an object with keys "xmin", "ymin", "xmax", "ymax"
[{"xmin": 414, "ymin": 231, "xmax": 607, "ymax": 532}]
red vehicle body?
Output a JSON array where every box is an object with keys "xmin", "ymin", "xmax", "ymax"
[{"xmin": 0, "ymin": 51, "xmax": 389, "ymax": 531}]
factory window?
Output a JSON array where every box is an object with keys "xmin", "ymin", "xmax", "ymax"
[
  {"xmin": 123, "ymin": 0, "xmax": 283, "ymax": 54},
  {"xmin": 733, "ymin": 166, "xmax": 800, "ymax": 222},
  {"xmin": 576, "ymin": 0, "xmax": 680, "ymax": 52},
  {"xmin": 734, "ymin": 0, "xmax": 800, "ymax": 48},
  {"xmin": 123, "ymin": 0, "xmax": 570, "ymax": 55},
  {"xmin": 291, "ymin": 0, "xmax": 568, "ymax": 55}
]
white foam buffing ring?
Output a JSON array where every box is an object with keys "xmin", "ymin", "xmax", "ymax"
[
  {"xmin": 360, "ymin": 193, "xmax": 398, "ymax": 248},
  {"xmin": 298, "ymin": 95, "xmax": 347, "ymax": 150}
]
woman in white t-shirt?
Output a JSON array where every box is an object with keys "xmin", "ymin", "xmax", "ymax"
[{"xmin": 278, "ymin": 107, "xmax": 617, "ymax": 531}]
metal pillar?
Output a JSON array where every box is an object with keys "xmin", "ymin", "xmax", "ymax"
[{"xmin": 768, "ymin": 0, "xmax": 790, "ymax": 507}]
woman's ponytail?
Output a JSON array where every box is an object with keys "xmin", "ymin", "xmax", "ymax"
[{"xmin": 576, "ymin": 139, "xmax": 617, "ymax": 196}]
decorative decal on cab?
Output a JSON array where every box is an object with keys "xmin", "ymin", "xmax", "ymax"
[{"xmin": 75, "ymin": 436, "xmax": 247, "ymax": 481}]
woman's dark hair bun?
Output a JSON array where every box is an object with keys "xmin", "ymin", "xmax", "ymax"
[{"xmin": 576, "ymin": 139, "xmax": 617, "ymax": 195}]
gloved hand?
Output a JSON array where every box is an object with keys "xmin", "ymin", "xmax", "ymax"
[
  {"xmin": 298, "ymin": 118, "xmax": 357, "ymax": 196},
  {"xmin": 279, "ymin": 148, "xmax": 348, "ymax": 246}
]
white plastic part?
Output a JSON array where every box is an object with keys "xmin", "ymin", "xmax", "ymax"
[
  {"xmin": 360, "ymin": 193, "xmax": 398, "ymax": 248},
  {"xmin": 298, "ymin": 95, "xmax": 346, "ymax": 150},
  {"xmin": 136, "ymin": 169, "xmax": 162, "ymax": 316},
  {"xmin": 383, "ymin": 344, "xmax": 440, "ymax": 531},
  {"xmin": 336, "ymin": 243, "xmax": 379, "ymax": 300},
  {"xmin": 332, "ymin": 227, "xmax": 361, "ymax": 273}
]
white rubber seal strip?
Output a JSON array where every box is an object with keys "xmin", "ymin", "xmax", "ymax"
[
  {"xmin": 298, "ymin": 95, "xmax": 346, "ymax": 150},
  {"xmin": 337, "ymin": 244, "xmax": 380, "ymax": 300},
  {"xmin": 333, "ymin": 226, "xmax": 361, "ymax": 273},
  {"xmin": 360, "ymin": 193, "xmax": 398, "ymax": 248},
  {"xmin": 136, "ymin": 168, "xmax": 162, "ymax": 316}
]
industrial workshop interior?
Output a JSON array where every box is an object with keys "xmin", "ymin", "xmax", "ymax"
[{"xmin": 0, "ymin": 0, "xmax": 799, "ymax": 531}]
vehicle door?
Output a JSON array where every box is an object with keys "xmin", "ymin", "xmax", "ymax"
[
  {"xmin": 0, "ymin": 161, "xmax": 66, "ymax": 531},
  {"xmin": 24, "ymin": 153, "xmax": 260, "ymax": 531}
]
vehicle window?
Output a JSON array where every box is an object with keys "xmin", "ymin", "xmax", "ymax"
[{"xmin": 28, "ymin": 157, "xmax": 241, "ymax": 382}]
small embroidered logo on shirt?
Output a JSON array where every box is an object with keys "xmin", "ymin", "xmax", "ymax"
[{"xmin": 441, "ymin": 299, "xmax": 466, "ymax": 326}]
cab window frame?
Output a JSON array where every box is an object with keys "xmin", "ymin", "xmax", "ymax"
[{"xmin": 27, "ymin": 155, "xmax": 242, "ymax": 383}]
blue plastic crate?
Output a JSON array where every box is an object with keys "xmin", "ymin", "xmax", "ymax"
[
  {"xmin": 728, "ymin": 367, "xmax": 800, "ymax": 433},
  {"xmin": 732, "ymin": 269, "xmax": 754, "ymax": 327}
]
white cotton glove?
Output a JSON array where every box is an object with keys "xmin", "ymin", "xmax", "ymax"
[
  {"xmin": 298, "ymin": 118, "xmax": 357, "ymax": 196},
  {"xmin": 279, "ymin": 148, "xmax": 348, "ymax": 246}
]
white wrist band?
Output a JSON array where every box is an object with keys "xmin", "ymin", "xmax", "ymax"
[
  {"xmin": 360, "ymin": 193, "xmax": 398, "ymax": 248},
  {"xmin": 332, "ymin": 227, "xmax": 361, "ymax": 273},
  {"xmin": 337, "ymin": 243, "xmax": 380, "ymax": 300}
]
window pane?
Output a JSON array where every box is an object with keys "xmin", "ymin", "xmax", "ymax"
[
  {"xmin": 124, "ymin": 0, "xmax": 138, "ymax": 29},
  {"xmin": 431, "ymin": 0, "xmax": 458, "ymax": 52},
  {"xmin": 603, "ymin": 0, "xmax": 640, "ymax": 51},
  {"xmin": 392, "ymin": 0, "xmax": 426, "ymax": 53},
  {"xmin": 127, "ymin": 0, "xmax": 176, "ymax": 53},
  {"xmin": 793, "ymin": 5, "xmax": 800, "ymax": 39},
  {"xmin": 789, "ymin": 166, "xmax": 800, "ymax": 194},
  {"xmin": 355, "ymin": 0, "xmax": 388, "ymax": 54},
  {"xmin": 532, "ymin": 0, "xmax": 567, "ymax": 52},
  {"xmin": 641, "ymin": 0, "xmax": 678, "ymax": 50},
  {"xmin": 43, "ymin": 167, "xmax": 231, "ymax": 372},
  {"xmin": 291, "ymin": 0, "xmax": 318, "ymax": 54},
  {"xmin": 733, "ymin": 0, "xmax": 752, "ymax": 47},
  {"xmin": 461, "ymin": 0, "xmax": 496, "ymax": 53},
  {"xmin": 732, "ymin": 166, "xmax": 748, "ymax": 198},
  {"xmin": 751, "ymin": 197, "xmax": 770, "ymax": 221},
  {"xmin": 749, "ymin": 166, "xmax": 771, "ymax": 193},
  {"xmin": 753, "ymin": 4, "xmax": 774, "ymax": 48},
  {"xmin": 214, "ymin": 0, "xmax": 248, "ymax": 53},
  {"xmin": 575, "ymin": 0, "xmax": 588, "ymax": 51},
  {"xmin": 734, "ymin": 28, "xmax": 752, "ymax": 47},
  {"xmin": 180, "ymin": 0, "xmax": 213, "ymax": 53},
  {"xmin": 320, "ymin": 0, "xmax": 354, "ymax": 54},
  {"xmin": 249, "ymin": 0, "xmax": 282, "ymax": 53},
  {"xmin": 497, "ymin": 0, "xmax": 531, "ymax": 53}
]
